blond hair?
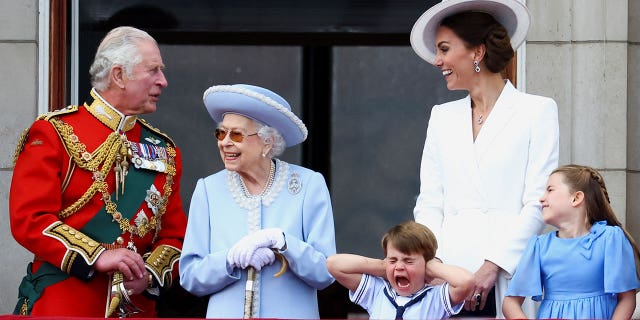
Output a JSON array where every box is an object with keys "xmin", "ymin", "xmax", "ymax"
[{"xmin": 382, "ymin": 221, "xmax": 437, "ymax": 262}]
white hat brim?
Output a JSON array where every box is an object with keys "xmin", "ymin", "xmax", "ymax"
[{"xmin": 410, "ymin": 0, "xmax": 530, "ymax": 64}]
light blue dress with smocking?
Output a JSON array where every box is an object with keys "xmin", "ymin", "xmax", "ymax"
[{"xmin": 506, "ymin": 220, "xmax": 639, "ymax": 319}]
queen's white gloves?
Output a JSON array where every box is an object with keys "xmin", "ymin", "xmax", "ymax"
[
  {"xmin": 227, "ymin": 228, "xmax": 285, "ymax": 269},
  {"xmin": 247, "ymin": 247, "xmax": 276, "ymax": 270}
]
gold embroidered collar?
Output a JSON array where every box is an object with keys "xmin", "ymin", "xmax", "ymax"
[{"xmin": 86, "ymin": 88, "xmax": 137, "ymax": 132}]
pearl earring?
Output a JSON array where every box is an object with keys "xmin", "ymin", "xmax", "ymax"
[{"xmin": 473, "ymin": 60, "xmax": 481, "ymax": 73}]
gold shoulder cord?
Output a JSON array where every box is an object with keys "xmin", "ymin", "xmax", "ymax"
[
  {"xmin": 49, "ymin": 117, "xmax": 176, "ymax": 239},
  {"xmin": 12, "ymin": 106, "xmax": 79, "ymax": 167},
  {"xmin": 50, "ymin": 117, "xmax": 121, "ymax": 219},
  {"xmin": 12, "ymin": 128, "xmax": 29, "ymax": 166}
]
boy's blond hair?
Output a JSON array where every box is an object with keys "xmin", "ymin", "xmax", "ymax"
[{"xmin": 382, "ymin": 221, "xmax": 437, "ymax": 262}]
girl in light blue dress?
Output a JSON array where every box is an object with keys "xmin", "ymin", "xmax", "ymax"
[{"xmin": 503, "ymin": 164, "xmax": 640, "ymax": 319}]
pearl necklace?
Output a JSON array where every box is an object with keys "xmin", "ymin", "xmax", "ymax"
[{"xmin": 240, "ymin": 160, "xmax": 275, "ymax": 197}]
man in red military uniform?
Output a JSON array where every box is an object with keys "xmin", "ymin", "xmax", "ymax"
[{"xmin": 10, "ymin": 26, "xmax": 187, "ymax": 317}]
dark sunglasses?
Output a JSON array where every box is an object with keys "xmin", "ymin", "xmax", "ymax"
[{"xmin": 214, "ymin": 128, "xmax": 258, "ymax": 143}]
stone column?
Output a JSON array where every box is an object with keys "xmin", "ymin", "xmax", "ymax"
[
  {"xmin": 526, "ymin": 0, "xmax": 633, "ymax": 230},
  {"xmin": 627, "ymin": 0, "xmax": 640, "ymax": 245},
  {"xmin": 0, "ymin": 0, "xmax": 40, "ymax": 314}
]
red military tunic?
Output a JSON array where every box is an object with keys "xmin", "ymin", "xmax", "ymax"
[{"xmin": 10, "ymin": 89, "xmax": 187, "ymax": 317}]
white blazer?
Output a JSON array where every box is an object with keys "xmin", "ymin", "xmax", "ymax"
[{"xmin": 414, "ymin": 81, "xmax": 559, "ymax": 316}]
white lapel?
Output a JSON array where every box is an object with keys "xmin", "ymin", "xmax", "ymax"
[
  {"xmin": 450, "ymin": 95, "xmax": 487, "ymax": 202},
  {"xmin": 449, "ymin": 96, "xmax": 474, "ymax": 156},
  {"xmin": 473, "ymin": 81, "xmax": 519, "ymax": 159}
]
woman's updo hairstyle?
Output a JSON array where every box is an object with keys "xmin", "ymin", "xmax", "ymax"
[{"xmin": 440, "ymin": 11, "xmax": 514, "ymax": 73}]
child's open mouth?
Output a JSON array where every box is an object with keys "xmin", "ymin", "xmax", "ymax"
[{"xmin": 395, "ymin": 276, "xmax": 410, "ymax": 288}]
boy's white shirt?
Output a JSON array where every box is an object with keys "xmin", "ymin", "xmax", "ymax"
[{"xmin": 349, "ymin": 274, "xmax": 463, "ymax": 319}]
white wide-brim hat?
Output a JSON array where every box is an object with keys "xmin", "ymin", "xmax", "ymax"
[
  {"xmin": 410, "ymin": 0, "xmax": 531, "ymax": 64},
  {"xmin": 203, "ymin": 84, "xmax": 308, "ymax": 147}
]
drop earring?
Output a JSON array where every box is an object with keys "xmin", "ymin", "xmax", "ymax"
[{"xmin": 473, "ymin": 60, "xmax": 481, "ymax": 73}]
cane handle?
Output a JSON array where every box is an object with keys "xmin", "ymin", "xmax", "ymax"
[{"xmin": 273, "ymin": 252, "xmax": 288, "ymax": 277}]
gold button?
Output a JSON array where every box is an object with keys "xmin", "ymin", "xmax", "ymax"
[{"xmin": 116, "ymin": 237, "xmax": 124, "ymax": 244}]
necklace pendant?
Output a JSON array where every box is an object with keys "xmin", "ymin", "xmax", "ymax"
[{"xmin": 477, "ymin": 115, "xmax": 484, "ymax": 125}]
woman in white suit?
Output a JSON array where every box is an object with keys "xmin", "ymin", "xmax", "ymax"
[{"xmin": 410, "ymin": 0, "xmax": 559, "ymax": 318}]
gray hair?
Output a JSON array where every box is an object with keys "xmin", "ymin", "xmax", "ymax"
[
  {"xmin": 255, "ymin": 122, "xmax": 286, "ymax": 158},
  {"xmin": 89, "ymin": 26, "xmax": 156, "ymax": 91}
]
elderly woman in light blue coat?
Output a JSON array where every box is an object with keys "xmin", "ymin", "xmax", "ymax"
[{"xmin": 179, "ymin": 84, "xmax": 336, "ymax": 319}]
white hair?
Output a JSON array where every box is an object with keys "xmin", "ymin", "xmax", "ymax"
[
  {"xmin": 255, "ymin": 122, "xmax": 286, "ymax": 158},
  {"xmin": 89, "ymin": 26, "xmax": 156, "ymax": 91}
]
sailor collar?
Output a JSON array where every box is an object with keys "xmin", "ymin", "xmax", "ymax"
[{"xmin": 85, "ymin": 88, "xmax": 137, "ymax": 132}]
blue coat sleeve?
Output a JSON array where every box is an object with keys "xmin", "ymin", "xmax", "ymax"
[
  {"xmin": 505, "ymin": 235, "xmax": 543, "ymax": 301},
  {"xmin": 179, "ymin": 178, "xmax": 240, "ymax": 297}
]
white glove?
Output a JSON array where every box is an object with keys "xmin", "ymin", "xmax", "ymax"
[
  {"xmin": 226, "ymin": 247, "xmax": 240, "ymax": 269},
  {"xmin": 227, "ymin": 228, "xmax": 285, "ymax": 269},
  {"xmin": 247, "ymin": 247, "xmax": 276, "ymax": 271},
  {"xmin": 251, "ymin": 228, "xmax": 286, "ymax": 250}
]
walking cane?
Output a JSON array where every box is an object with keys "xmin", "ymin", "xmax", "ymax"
[
  {"xmin": 243, "ymin": 267, "xmax": 257, "ymax": 319},
  {"xmin": 105, "ymin": 271, "xmax": 142, "ymax": 318},
  {"xmin": 243, "ymin": 251, "xmax": 288, "ymax": 319}
]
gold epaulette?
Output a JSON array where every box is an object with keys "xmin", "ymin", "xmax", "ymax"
[
  {"xmin": 12, "ymin": 106, "xmax": 79, "ymax": 166},
  {"xmin": 37, "ymin": 105, "xmax": 79, "ymax": 121},
  {"xmin": 138, "ymin": 118, "xmax": 177, "ymax": 147}
]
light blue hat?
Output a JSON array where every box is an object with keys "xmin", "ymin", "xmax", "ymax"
[{"xmin": 203, "ymin": 84, "xmax": 308, "ymax": 147}]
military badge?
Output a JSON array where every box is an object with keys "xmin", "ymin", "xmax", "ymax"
[
  {"xmin": 134, "ymin": 209, "xmax": 149, "ymax": 227},
  {"xmin": 130, "ymin": 142, "xmax": 169, "ymax": 173},
  {"xmin": 145, "ymin": 184, "xmax": 162, "ymax": 215},
  {"xmin": 145, "ymin": 137, "xmax": 161, "ymax": 145}
]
